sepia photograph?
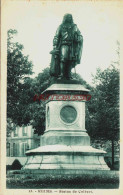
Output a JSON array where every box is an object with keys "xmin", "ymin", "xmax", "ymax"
[{"xmin": 1, "ymin": 0, "xmax": 123, "ymax": 194}]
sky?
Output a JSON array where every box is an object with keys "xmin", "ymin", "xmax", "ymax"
[{"xmin": 3, "ymin": 0, "xmax": 122, "ymax": 84}]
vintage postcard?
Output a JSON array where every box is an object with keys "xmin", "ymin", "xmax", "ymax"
[{"xmin": 1, "ymin": 0, "xmax": 123, "ymax": 194}]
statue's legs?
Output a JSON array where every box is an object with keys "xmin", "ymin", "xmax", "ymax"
[
  {"xmin": 59, "ymin": 62, "xmax": 65, "ymax": 78},
  {"xmin": 59, "ymin": 45, "xmax": 69, "ymax": 78},
  {"xmin": 65, "ymin": 61, "xmax": 72, "ymax": 79}
]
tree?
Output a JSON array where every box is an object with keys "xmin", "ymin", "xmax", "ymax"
[
  {"xmin": 87, "ymin": 65, "xmax": 120, "ymax": 169},
  {"xmin": 7, "ymin": 29, "xmax": 33, "ymax": 133}
]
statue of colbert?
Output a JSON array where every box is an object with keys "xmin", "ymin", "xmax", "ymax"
[{"xmin": 50, "ymin": 14, "xmax": 83, "ymax": 79}]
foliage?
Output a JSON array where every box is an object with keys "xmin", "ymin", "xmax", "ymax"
[
  {"xmin": 88, "ymin": 65, "xmax": 119, "ymax": 141},
  {"xmin": 7, "ymin": 29, "xmax": 33, "ymax": 131},
  {"xmin": 11, "ymin": 159, "xmax": 22, "ymax": 170},
  {"xmin": 7, "ymin": 118, "xmax": 14, "ymax": 137},
  {"xmin": 27, "ymin": 68, "xmax": 51, "ymax": 135}
]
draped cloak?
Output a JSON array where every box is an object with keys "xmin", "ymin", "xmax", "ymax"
[{"xmin": 50, "ymin": 23, "xmax": 83, "ymax": 77}]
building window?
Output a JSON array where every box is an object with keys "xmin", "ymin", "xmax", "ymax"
[
  {"xmin": 14, "ymin": 127, "xmax": 18, "ymax": 137},
  {"xmin": 7, "ymin": 143, "xmax": 10, "ymax": 156},
  {"xmin": 13, "ymin": 143, "xmax": 15, "ymax": 156},
  {"xmin": 13, "ymin": 143, "xmax": 17, "ymax": 157},
  {"xmin": 13, "ymin": 143, "xmax": 19, "ymax": 157},
  {"xmin": 21, "ymin": 142, "xmax": 28, "ymax": 156},
  {"xmin": 22, "ymin": 126, "xmax": 27, "ymax": 136}
]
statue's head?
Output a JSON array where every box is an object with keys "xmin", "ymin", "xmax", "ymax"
[{"xmin": 62, "ymin": 14, "xmax": 73, "ymax": 24}]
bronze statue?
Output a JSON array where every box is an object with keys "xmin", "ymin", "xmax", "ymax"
[{"xmin": 50, "ymin": 14, "xmax": 83, "ymax": 79}]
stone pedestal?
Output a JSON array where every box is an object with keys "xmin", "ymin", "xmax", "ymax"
[{"xmin": 23, "ymin": 82, "xmax": 110, "ymax": 171}]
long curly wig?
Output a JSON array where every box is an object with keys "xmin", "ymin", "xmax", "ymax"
[{"xmin": 62, "ymin": 14, "xmax": 74, "ymax": 24}]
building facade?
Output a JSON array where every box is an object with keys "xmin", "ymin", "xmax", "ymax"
[{"xmin": 7, "ymin": 125, "xmax": 40, "ymax": 165}]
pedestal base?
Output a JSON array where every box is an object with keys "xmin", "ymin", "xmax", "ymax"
[{"xmin": 23, "ymin": 145, "xmax": 110, "ymax": 171}]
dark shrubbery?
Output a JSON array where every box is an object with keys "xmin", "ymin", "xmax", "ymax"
[
  {"xmin": 104, "ymin": 157, "xmax": 119, "ymax": 170},
  {"xmin": 11, "ymin": 160, "xmax": 22, "ymax": 170}
]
